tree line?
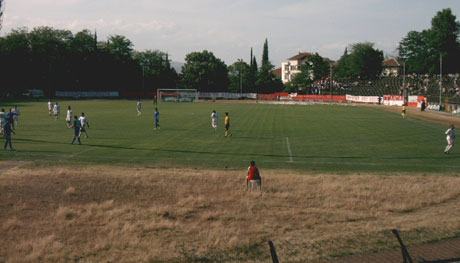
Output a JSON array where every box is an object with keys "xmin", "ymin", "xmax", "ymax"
[
  {"xmin": 0, "ymin": 8, "xmax": 458, "ymax": 98},
  {"xmin": 0, "ymin": 26, "xmax": 283, "ymax": 98}
]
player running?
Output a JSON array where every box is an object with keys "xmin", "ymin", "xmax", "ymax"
[
  {"xmin": 137, "ymin": 100, "xmax": 142, "ymax": 115},
  {"xmin": 70, "ymin": 115, "xmax": 82, "ymax": 145},
  {"xmin": 66, "ymin": 106, "xmax": 73, "ymax": 128},
  {"xmin": 79, "ymin": 112, "xmax": 90, "ymax": 138},
  {"xmin": 48, "ymin": 101, "xmax": 54, "ymax": 116},
  {"xmin": 53, "ymin": 102, "xmax": 61, "ymax": 120},
  {"xmin": 444, "ymin": 124, "xmax": 455, "ymax": 154},
  {"xmin": 154, "ymin": 108, "xmax": 160, "ymax": 130},
  {"xmin": 211, "ymin": 110, "xmax": 218, "ymax": 131},
  {"xmin": 224, "ymin": 112, "xmax": 232, "ymax": 137}
]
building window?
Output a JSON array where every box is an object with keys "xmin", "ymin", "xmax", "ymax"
[
  {"xmin": 284, "ymin": 74, "xmax": 289, "ymax": 80},
  {"xmin": 291, "ymin": 66, "xmax": 297, "ymax": 70},
  {"xmin": 284, "ymin": 65, "xmax": 289, "ymax": 71}
]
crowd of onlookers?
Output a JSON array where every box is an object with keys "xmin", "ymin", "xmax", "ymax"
[{"xmin": 301, "ymin": 74, "xmax": 460, "ymax": 102}]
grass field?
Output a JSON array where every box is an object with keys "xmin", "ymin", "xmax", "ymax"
[
  {"xmin": 0, "ymin": 100, "xmax": 459, "ymax": 173},
  {"xmin": 1, "ymin": 100, "xmax": 460, "ymax": 262}
]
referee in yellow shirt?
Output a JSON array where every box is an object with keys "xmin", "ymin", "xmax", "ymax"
[{"xmin": 225, "ymin": 112, "xmax": 232, "ymax": 137}]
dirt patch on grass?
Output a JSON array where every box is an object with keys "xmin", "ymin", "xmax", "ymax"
[
  {"xmin": 0, "ymin": 164, "xmax": 460, "ymax": 262},
  {"xmin": 368, "ymin": 104, "xmax": 460, "ymax": 126}
]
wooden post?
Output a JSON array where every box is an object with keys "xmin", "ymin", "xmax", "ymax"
[
  {"xmin": 268, "ymin": 240, "xmax": 280, "ymax": 263},
  {"xmin": 392, "ymin": 229, "xmax": 414, "ymax": 263}
]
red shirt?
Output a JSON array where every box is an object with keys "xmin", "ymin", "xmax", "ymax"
[{"xmin": 247, "ymin": 166, "xmax": 260, "ymax": 180}]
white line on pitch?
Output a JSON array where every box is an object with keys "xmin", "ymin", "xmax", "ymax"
[
  {"xmin": 285, "ymin": 137, "xmax": 294, "ymax": 162},
  {"xmin": 71, "ymin": 147, "xmax": 98, "ymax": 157}
]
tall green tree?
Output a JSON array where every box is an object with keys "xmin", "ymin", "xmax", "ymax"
[
  {"xmin": 336, "ymin": 42, "xmax": 383, "ymax": 79},
  {"xmin": 228, "ymin": 60, "xmax": 250, "ymax": 93},
  {"xmin": 181, "ymin": 50, "xmax": 228, "ymax": 92},
  {"xmin": 399, "ymin": 8, "xmax": 460, "ymax": 74},
  {"xmin": 398, "ymin": 30, "xmax": 431, "ymax": 74},
  {"xmin": 100, "ymin": 35, "xmax": 133, "ymax": 62},
  {"xmin": 290, "ymin": 53, "xmax": 330, "ymax": 92},
  {"xmin": 256, "ymin": 38, "xmax": 282, "ymax": 93},
  {"xmin": 134, "ymin": 50, "xmax": 177, "ymax": 91},
  {"xmin": 428, "ymin": 8, "xmax": 460, "ymax": 73}
]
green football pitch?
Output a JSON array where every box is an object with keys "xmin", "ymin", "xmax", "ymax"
[{"xmin": 0, "ymin": 100, "xmax": 458, "ymax": 173}]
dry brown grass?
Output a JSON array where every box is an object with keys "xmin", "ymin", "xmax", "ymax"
[{"xmin": 1, "ymin": 163, "xmax": 460, "ymax": 262}]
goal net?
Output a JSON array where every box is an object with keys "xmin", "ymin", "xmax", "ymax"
[{"xmin": 157, "ymin": 89, "xmax": 198, "ymax": 102}]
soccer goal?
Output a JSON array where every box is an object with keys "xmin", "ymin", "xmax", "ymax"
[{"xmin": 157, "ymin": 89, "xmax": 198, "ymax": 103}]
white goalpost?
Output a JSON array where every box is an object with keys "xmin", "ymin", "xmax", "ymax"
[{"xmin": 157, "ymin": 89, "xmax": 198, "ymax": 103}]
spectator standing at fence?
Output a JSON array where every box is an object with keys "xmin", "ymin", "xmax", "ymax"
[
  {"xmin": 444, "ymin": 124, "xmax": 455, "ymax": 154},
  {"xmin": 211, "ymin": 110, "xmax": 218, "ymax": 131},
  {"xmin": 3, "ymin": 119, "xmax": 15, "ymax": 151},
  {"xmin": 247, "ymin": 161, "xmax": 261, "ymax": 192},
  {"xmin": 421, "ymin": 100, "xmax": 426, "ymax": 111}
]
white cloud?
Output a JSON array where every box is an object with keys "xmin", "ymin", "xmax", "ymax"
[{"xmin": 2, "ymin": 0, "xmax": 460, "ymax": 65}]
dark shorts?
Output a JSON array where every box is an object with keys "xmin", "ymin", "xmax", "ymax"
[
  {"xmin": 80, "ymin": 127, "xmax": 86, "ymax": 132},
  {"xmin": 225, "ymin": 124, "xmax": 230, "ymax": 130}
]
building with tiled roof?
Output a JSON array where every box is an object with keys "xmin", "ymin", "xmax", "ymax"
[
  {"xmin": 271, "ymin": 67, "xmax": 282, "ymax": 79},
  {"xmin": 281, "ymin": 52, "xmax": 332, "ymax": 84},
  {"xmin": 382, "ymin": 58, "xmax": 404, "ymax": 77}
]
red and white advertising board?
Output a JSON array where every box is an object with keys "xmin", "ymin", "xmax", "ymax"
[
  {"xmin": 383, "ymin": 95, "xmax": 405, "ymax": 106},
  {"xmin": 346, "ymin": 95, "xmax": 380, "ymax": 103}
]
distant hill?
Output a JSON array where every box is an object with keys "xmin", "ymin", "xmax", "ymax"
[{"xmin": 171, "ymin": 62, "xmax": 184, "ymax": 73}]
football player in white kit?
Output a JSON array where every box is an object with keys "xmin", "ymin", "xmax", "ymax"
[
  {"xmin": 137, "ymin": 100, "xmax": 142, "ymax": 115},
  {"xmin": 53, "ymin": 102, "xmax": 61, "ymax": 120},
  {"xmin": 211, "ymin": 110, "xmax": 218, "ymax": 131},
  {"xmin": 444, "ymin": 124, "xmax": 455, "ymax": 154},
  {"xmin": 11, "ymin": 106, "xmax": 20, "ymax": 127},
  {"xmin": 0, "ymin": 108, "xmax": 5, "ymax": 135},
  {"xmin": 79, "ymin": 112, "xmax": 90, "ymax": 138},
  {"xmin": 66, "ymin": 106, "xmax": 73, "ymax": 127},
  {"xmin": 48, "ymin": 101, "xmax": 54, "ymax": 116}
]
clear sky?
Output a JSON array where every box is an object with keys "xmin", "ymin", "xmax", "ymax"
[{"xmin": 2, "ymin": 0, "xmax": 460, "ymax": 67}]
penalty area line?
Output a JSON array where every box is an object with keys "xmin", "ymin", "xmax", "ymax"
[{"xmin": 285, "ymin": 137, "xmax": 294, "ymax": 162}]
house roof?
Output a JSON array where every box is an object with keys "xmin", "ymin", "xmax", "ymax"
[
  {"xmin": 271, "ymin": 67, "xmax": 282, "ymax": 77},
  {"xmin": 288, "ymin": 52, "xmax": 333, "ymax": 63},
  {"xmin": 288, "ymin": 52, "xmax": 313, "ymax": 61},
  {"xmin": 384, "ymin": 58, "xmax": 403, "ymax": 67}
]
